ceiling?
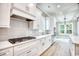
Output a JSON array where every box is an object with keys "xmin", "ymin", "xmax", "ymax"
[{"xmin": 37, "ymin": 3, "xmax": 79, "ymax": 16}]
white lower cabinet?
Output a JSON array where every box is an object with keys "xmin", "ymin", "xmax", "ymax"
[
  {"xmin": 70, "ymin": 44, "xmax": 79, "ymax": 56},
  {"xmin": 70, "ymin": 44, "xmax": 75, "ymax": 56},
  {"xmin": 0, "ymin": 47, "xmax": 13, "ymax": 56},
  {"xmin": 46, "ymin": 36, "xmax": 52, "ymax": 47},
  {"xmin": 0, "ymin": 35, "xmax": 53, "ymax": 56},
  {"xmin": 39, "ymin": 36, "xmax": 52, "ymax": 55},
  {"xmin": 14, "ymin": 40, "xmax": 40, "ymax": 56},
  {"xmin": 40, "ymin": 38, "xmax": 46, "ymax": 53}
]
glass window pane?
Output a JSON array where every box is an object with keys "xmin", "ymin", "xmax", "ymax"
[
  {"xmin": 66, "ymin": 30, "xmax": 72, "ymax": 34},
  {"xmin": 66, "ymin": 24, "xmax": 72, "ymax": 30},
  {"xmin": 60, "ymin": 30, "xmax": 64, "ymax": 33},
  {"xmin": 60, "ymin": 25, "xmax": 64, "ymax": 30}
]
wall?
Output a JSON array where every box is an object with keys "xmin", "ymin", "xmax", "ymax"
[
  {"xmin": 49, "ymin": 16, "xmax": 56, "ymax": 35},
  {"xmin": 77, "ymin": 22, "xmax": 79, "ymax": 35},
  {"xmin": 0, "ymin": 17, "xmax": 32, "ymax": 41},
  {"xmin": 76, "ymin": 12, "xmax": 79, "ymax": 36}
]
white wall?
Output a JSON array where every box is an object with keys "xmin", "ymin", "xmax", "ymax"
[
  {"xmin": 0, "ymin": 18, "xmax": 32, "ymax": 41},
  {"xmin": 49, "ymin": 16, "xmax": 56, "ymax": 35},
  {"xmin": 75, "ymin": 12, "xmax": 79, "ymax": 36}
]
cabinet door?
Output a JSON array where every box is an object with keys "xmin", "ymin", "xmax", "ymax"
[
  {"xmin": 0, "ymin": 3, "xmax": 11, "ymax": 27},
  {"xmin": 13, "ymin": 3, "xmax": 36, "ymax": 16},
  {"xmin": 44, "ymin": 36, "xmax": 52, "ymax": 51},
  {"xmin": 33, "ymin": 20, "xmax": 39, "ymax": 29},
  {"xmin": 0, "ymin": 48, "xmax": 13, "ymax": 56},
  {"xmin": 39, "ymin": 38, "xmax": 46, "ymax": 53},
  {"xmin": 13, "ymin": 3, "xmax": 29, "ymax": 12}
]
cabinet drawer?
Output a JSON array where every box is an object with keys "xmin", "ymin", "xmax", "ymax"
[
  {"xmin": 14, "ymin": 40, "xmax": 40, "ymax": 56},
  {"xmin": 0, "ymin": 48, "xmax": 13, "ymax": 56},
  {"xmin": 14, "ymin": 42, "xmax": 32, "ymax": 52}
]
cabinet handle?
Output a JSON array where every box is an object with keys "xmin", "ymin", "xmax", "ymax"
[
  {"xmin": 26, "ymin": 50, "xmax": 31, "ymax": 53},
  {"xmin": 0, "ymin": 52, "xmax": 7, "ymax": 56}
]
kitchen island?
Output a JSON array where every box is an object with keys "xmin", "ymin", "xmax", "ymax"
[{"xmin": 69, "ymin": 35, "xmax": 79, "ymax": 56}]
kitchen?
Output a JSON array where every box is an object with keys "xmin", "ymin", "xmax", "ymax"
[{"xmin": 0, "ymin": 3, "xmax": 79, "ymax": 56}]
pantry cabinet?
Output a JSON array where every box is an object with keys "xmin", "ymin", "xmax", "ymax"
[{"xmin": 0, "ymin": 3, "xmax": 11, "ymax": 28}]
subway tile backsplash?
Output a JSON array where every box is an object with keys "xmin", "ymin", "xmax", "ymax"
[{"xmin": 0, "ymin": 18, "xmax": 32, "ymax": 41}]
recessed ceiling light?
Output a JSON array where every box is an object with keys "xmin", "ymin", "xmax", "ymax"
[
  {"xmin": 57, "ymin": 5, "xmax": 61, "ymax": 8},
  {"xmin": 28, "ymin": 3, "xmax": 34, "ymax": 7}
]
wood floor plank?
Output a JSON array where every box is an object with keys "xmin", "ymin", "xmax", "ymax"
[{"xmin": 41, "ymin": 39, "xmax": 71, "ymax": 56}]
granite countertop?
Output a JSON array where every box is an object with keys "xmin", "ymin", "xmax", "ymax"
[{"xmin": 0, "ymin": 33, "xmax": 53, "ymax": 50}]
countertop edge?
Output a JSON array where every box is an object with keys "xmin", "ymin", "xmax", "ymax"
[{"xmin": 0, "ymin": 33, "xmax": 53, "ymax": 50}]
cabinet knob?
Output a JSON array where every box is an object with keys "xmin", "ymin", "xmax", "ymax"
[{"xmin": 26, "ymin": 50, "xmax": 31, "ymax": 53}]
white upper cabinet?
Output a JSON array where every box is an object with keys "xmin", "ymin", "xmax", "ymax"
[
  {"xmin": 0, "ymin": 3, "xmax": 44, "ymax": 28},
  {"xmin": 12, "ymin": 3, "xmax": 29, "ymax": 12},
  {"xmin": 0, "ymin": 3, "xmax": 11, "ymax": 28},
  {"xmin": 33, "ymin": 20, "xmax": 39, "ymax": 29}
]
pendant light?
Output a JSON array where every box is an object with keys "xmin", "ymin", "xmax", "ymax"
[{"xmin": 64, "ymin": 16, "xmax": 66, "ymax": 24}]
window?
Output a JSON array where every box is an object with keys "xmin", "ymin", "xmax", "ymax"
[
  {"xmin": 59, "ymin": 22, "xmax": 73, "ymax": 35},
  {"xmin": 60, "ymin": 25, "xmax": 65, "ymax": 34},
  {"xmin": 66, "ymin": 24, "xmax": 72, "ymax": 34}
]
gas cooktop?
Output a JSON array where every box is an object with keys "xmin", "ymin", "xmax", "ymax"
[{"xmin": 8, "ymin": 36, "xmax": 36, "ymax": 44}]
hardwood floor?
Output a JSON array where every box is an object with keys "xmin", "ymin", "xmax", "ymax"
[{"xmin": 41, "ymin": 37, "xmax": 71, "ymax": 56}]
